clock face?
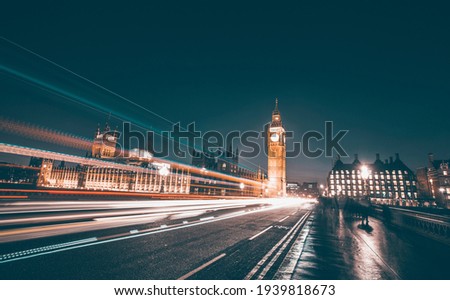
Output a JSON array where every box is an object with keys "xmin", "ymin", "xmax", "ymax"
[{"xmin": 270, "ymin": 133, "xmax": 279, "ymax": 142}]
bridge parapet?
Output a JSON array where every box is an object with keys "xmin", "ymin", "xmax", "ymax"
[{"xmin": 373, "ymin": 205, "xmax": 450, "ymax": 245}]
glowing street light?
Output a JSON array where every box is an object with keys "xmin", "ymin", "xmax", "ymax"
[
  {"xmin": 240, "ymin": 183, "xmax": 245, "ymax": 190},
  {"xmin": 159, "ymin": 166, "xmax": 170, "ymax": 177},
  {"xmin": 360, "ymin": 165, "xmax": 370, "ymax": 181}
]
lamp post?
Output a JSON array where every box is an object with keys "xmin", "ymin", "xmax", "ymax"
[
  {"xmin": 360, "ymin": 165, "xmax": 370, "ymax": 197},
  {"xmin": 360, "ymin": 165, "xmax": 370, "ymax": 226},
  {"xmin": 159, "ymin": 166, "xmax": 169, "ymax": 193},
  {"xmin": 240, "ymin": 182, "xmax": 245, "ymax": 196},
  {"xmin": 439, "ymin": 187, "xmax": 448, "ymax": 208}
]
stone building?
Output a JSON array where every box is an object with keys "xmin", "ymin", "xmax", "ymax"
[{"xmin": 328, "ymin": 153, "xmax": 418, "ymax": 204}]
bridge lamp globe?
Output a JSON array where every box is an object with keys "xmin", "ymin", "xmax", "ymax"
[
  {"xmin": 360, "ymin": 165, "xmax": 370, "ymax": 181},
  {"xmin": 159, "ymin": 166, "xmax": 170, "ymax": 177},
  {"xmin": 439, "ymin": 188, "xmax": 445, "ymax": 193},
  {"xmin": 240, "ymin": 183, "xmax": 245, "ymax": 190}
]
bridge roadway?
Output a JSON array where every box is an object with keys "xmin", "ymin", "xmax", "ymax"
[
  {"xmin": 1, "ymin": 197, "xmax": 450, "ymax": 279},
  {"xmin": 0, "ymin": 197, "xmax": 314, "ymax": 279}
]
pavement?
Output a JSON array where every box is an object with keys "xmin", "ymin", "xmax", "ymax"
[{"xmin": 275, "ymin": 204, "xmax": 450, "ymax": 280}]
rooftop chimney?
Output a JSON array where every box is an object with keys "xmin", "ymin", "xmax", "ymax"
[
  {"xmin": 395, "ymin": 153, "xmax": 400, "ymax": 160},
  {"xmin": 385, "ymin": 159, "xmax": 388, "ymax": 165},
  {"xmin": 389, "ymin": 156, "xmax": 393, "ymax": 164},
  {"xmin": 376, "ymin": 153, "xmax": 380, "ymax": 161}
]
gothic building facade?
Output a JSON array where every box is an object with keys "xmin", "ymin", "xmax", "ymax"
[
  {"xmin": 328, "ymin": 153, "xmax": 418, "ymax": 203},
  {"xmin": 416, "ymin": 153, "xmax": 450, "ymax": 208},
  {"xmin": 267, "ymin": 99, "xmax": 286, "ymax": 197}
]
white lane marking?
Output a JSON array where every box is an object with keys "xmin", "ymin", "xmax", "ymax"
[
  {"xmin": 278, "ymin": 216, "xmax": 289, "ymax": 222},
  {"xmin": 0, "ymin": 237, "xmax": 97, "ymax": 263},
  {"xmin": 245, "ymin": 212, "xmax": 310, "ymax": 280},
  {"xmin": 177, "ymin": 253, "xmax": 226, "ymax": 280},
  {"xmin": 257, "ymin": 211, "xmax": 312, "ymax": 280},
  {"xmin": 249, "ymin": 226, "xmax": 273, "ymax": 241},
  {"xmin": 199, "ymin": 216, "xmax": 214, "ymax": 221},
  {"xmin": 0, "ymin": 203, "xmax": 287, "ymax": 264},
  {"xmin": 160, "ymin": 224, "xmax": 168, "ymax": 228},
  {"xmin": 129, "ymin": 229, "xmax": 139, "ymax": 234},
  {"xmin": 182, "ymin": 221, "xmax": 188, "ymax": 224},
  {"xmin": 274, "ymin": 223, "xmax": 311, "ymax": 279}
]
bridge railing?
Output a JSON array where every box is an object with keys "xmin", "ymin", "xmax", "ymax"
[{"xmin": 372, "ymin": 204, "xmax": 450, "ymax": 245}]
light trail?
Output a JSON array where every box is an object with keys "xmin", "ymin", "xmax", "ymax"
[
  {"xmin": 0, "ymin": 142, "xmax": 264, "ymax": 189},
  {"xmin": 0, "ymin": 36, "xmax": 264, "ymax": 174},
  {"xmin": 0, "ymin": 197, "xmax": 313, "ymax": 244},
  {"xmin": 0, "ymin": 198, "xmax": 308, "ymax": 263}
]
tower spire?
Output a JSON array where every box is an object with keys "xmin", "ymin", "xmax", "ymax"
[
  {"xmin": 274, "ymin": 98, "xmax": 279, "ymax": 114},
  {"xmin": 104, "ymin": 112, "xmax": 111, "ymax": 132}
]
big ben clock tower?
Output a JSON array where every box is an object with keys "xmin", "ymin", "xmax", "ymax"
[{"xmin": 267, "ymin": 99, "xmax": 286, "ymax": 197}]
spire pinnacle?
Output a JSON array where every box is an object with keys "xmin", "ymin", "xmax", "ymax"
[{"xmin": 274, "ymin": 98, "xmax": 279, "ymax": 113}]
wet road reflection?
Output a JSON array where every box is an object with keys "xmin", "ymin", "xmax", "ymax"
[{"xmin": 285, "ymin": 206, "xmax": 450, "ymax": 280}]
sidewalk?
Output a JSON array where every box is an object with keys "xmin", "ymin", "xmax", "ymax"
[{"xmin": 275, "ymin": 204, "xmax": 450, "ymax": 280}]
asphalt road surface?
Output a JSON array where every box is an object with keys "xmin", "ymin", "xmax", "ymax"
[{"xmin": 0, "ymin": 198, "xmax": 315, "ymax": 279}]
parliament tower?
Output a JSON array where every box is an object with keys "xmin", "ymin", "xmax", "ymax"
[{"xmin": 267, "ymin": 99, "xmax": 286, "ymax": 197}]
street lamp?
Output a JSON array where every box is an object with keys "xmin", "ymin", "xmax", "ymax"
[
  {"xmin": 360, "ymin": 165, "xmax": 370, "ymax": 181},
  {"xmin": 360, "ymin": 165, "xmax": 370, "ymax": 226},
  {"xmin": 240, "ymin": 182, "xmax": 245, "ymax": 196},
  {"xmin": 439, "ymin": 187, "xmax": 447, "ymax": 202},
  {"xmin": 159, "ymin": 166, "xmax": 169, "ymax": 193}
]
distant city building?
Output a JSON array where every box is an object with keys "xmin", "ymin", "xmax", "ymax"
[
  {"xmin": 191, "ymin": 146, "xmax": 264, "ymax": 196},
  {"xmin": 286, "ymin": 182, "xmax": 300, "ymax": 196},
  {"xmin": 327, "ymin": 153, "xmax": 418, "ymax": 203},
  {"xmin": 300, "ymin": 182, "xmax": 319, "ymax": 198},
  {"xmin": 192, "ymin": 146, "xmax": 239, "ymax": 176},
  {"xmin": 0, "ymin": 161, "xmax": 39, "ymax": 187},
  {"xmin": 416, "ymin": 153, "xmax": 450, "ymax": 208}
]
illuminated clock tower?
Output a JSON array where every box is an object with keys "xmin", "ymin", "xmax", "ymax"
[{"xmin": 267, "ymin": 98, "xmax": 286, "ymax": 197}]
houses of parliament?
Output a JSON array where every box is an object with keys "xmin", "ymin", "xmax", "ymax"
[{"xmin": 1, "ymin": 102, "xmax": 288, "ymax": 198}]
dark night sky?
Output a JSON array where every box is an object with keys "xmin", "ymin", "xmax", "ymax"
[{"xmin": 1, "ymin": 0, "xmax": 449, "ymax": 183}]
